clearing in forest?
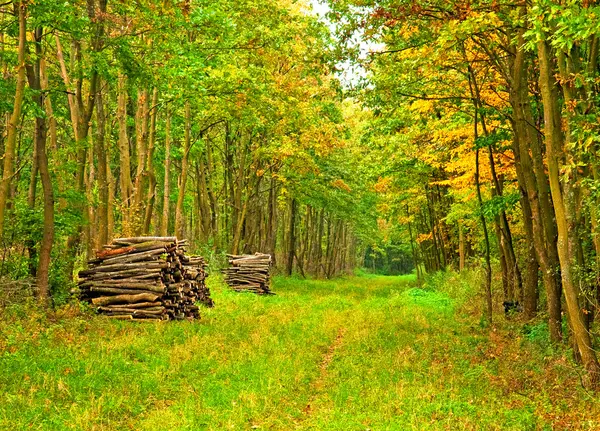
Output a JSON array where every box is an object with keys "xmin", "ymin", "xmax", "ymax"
[{"xmin": 1, "ymin": 274, "xmax": 598, "ymax": 430}]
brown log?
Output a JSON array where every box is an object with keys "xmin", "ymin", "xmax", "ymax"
[
  {"xmin": 99, "ymin": 247, "xmax": 166, "ymax": 265},
  {"xmin": 96, "ymin": 246, "xmax": 135, "ymax": 259},
  {"xmin": 79, "ymin": 262, "xmax": 168, "ymax": 276},
  {"xmin": 102, "ymin": 301, "xmax": 162, "ymax": 309},
  {"xmin": 128, "ymin": 273, "xmax": 163, "ymax": 280},
  {"xmin": 91, "ymin": 293, "xmax": 160, "ymax": 305},
  {"xmin": 87, "ymin": 287, "xmax": 166, "ymax": 296},
  {"xmin": 98, "ymin": 306, "xmax": 165, "ymax": 313},
  {"xmin": 87, "ymin": 268, "xmax": 163, "ymax": 280},
  {"xmin": 80, "ymin": 278, "xmax": 161, "ymax": 286},
  {"xmin": 94, "ymin": 241, "xmax": 169, "ymax": 260},
  {"xmin": 112, "ymin": 236, "xmax": 177, "ymax": 244},
  {"xmin": 81, "ymin": 283, "xmax": 165, "ymax": 293}
]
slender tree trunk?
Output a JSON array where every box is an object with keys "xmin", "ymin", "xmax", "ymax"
[
  {"xmin": 267, "ymin": 175, "xmax": 278, "ymax": 265},
  {"xmin": 406, "ymin": 205, "xmax": 422, "ymax": 282},
  {"xmin": 107, "ymin": 133, "xmax": 115, "ymax": 241},
  {"xmin": 468, "ymin": 77, "xmax": 493, "ymax": 323},
  {"xmin": 26, "ymin": 139, "xmax": 38, "ymax": 277},
  {"xmin": 286, "ymin": 198, "xmax": 297, "ymax": 276},
  {"xmin": 160, "ymin": 106, "xmax": 171, "ymax": 236},
  {"xmin": 29, "ymin": 26, "xmax": 54, "ymax": 303},
  {"xmin": 521, "ymin": 194, "xmax": 539, "ymax": 318},
  {"xmin": 425, "ymin": 187, "xmax": 442, "ymax": 271},
  {"xmin": 199, "ymin": 158, "xmax": 212, "ymax": 241},
  {"xmin": 175, "ymin": 101, "xmax": 191, "ymax": 239},
  {"xmin": 85, "ymin": 127, "xmax": 95, "ymax": 258},
  {"xmin": 95, "ymin": 83, "xmax": 108, "ymax": 247},
  {"xmin": 133, "ymin": 88, "xmax": 148, "ymax": 233},
  {"xmin": 458, "ymin": 221, "xmax": 465, "ymax": 271},
  {"xmin": 143, "ymin": 88, "xmax": 158, "ymax": 234},
  {"xmin": 494, "ymin": 217, "xmax": 509, "ymax": 300},
  {"xmin": 40, "ymin": 58, "xmax": 57, "ymax": 153},
  {"xmin": 231, "ymin": 199, "xmax": 248, "ymax": 255},
  {"xmin": 205, "ymin": 139, "xmax": 218, "ymax": 247},
  {"xmin": 117, "ymin": 74, "xmax": 133, "ymax": 234},
  {"xmin": 0, "ymin": 0, "xmax": 27, "ymax": 241},
  {"xmin": 475, "ymin": 148, "xmax": 493, "ymax": 324}
]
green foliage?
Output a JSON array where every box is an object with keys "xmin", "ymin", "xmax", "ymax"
[
  {"xmin": 474, "ymin": 129, "xmax": 512, "ymax": 150},
  {"xmin": 522, "ymin": 322, "xmax": 551, "ymax": 349},
  {"xmin": 479, "ymin": 192, "xmax": 521, "ymax": 220}
]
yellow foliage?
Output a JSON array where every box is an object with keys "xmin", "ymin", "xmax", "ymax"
[
  {"xmin": 374, "ymin": 177, "xmax": 392, "ymax": 193},
  {"xmin": 410, "ymin": 99, "xmax": 435, "ymax": 114},
  {"xmin": 416, "ymin": 232, "xmax": 433, "ymax": 243},
  {"xmin": 331, "ymin": 179, "xmax": 352, "ymax": 193}
]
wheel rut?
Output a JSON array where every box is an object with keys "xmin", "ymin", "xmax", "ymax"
[{"xmin": 302, "ymin": 326, "xmax": 347, "ymax": 417}]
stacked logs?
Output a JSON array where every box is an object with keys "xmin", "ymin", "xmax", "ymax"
[
  {"xmin": 222, "ymin": 253, "xmax": 274, "ymax": 295},
  {"xmin": 77, "ymin": 237, "xmax": 213, "ymax": 321}
]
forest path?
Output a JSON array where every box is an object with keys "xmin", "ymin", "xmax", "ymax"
[{"xmin": 2, "ymin": 274, "xmax": 597, "ymax": 430}]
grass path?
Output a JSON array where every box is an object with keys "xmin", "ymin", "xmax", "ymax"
[{"xmin": 1, "ymin": 274, "xmax": 599, "ymax": 430}]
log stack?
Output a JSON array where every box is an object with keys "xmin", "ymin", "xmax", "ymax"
[
  {"xmin": 77, "ymin": 237, "xmax": 213, "ymax": 321},
  {"xmin": 222, "ymin": 253, "xmax": 274, "ymax": 295}
]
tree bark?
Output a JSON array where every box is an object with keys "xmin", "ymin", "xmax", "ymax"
[
  {"xmin": 0, "ymin": 0, "xmax": 27, "ymax": 241},
  {"xmin": 469, "ymin": 84, "xmax": 493, "ymax": 323},
  {"xmin": 175, "ymin": 101, "xmax": 190, "ymax": 239},
  {"xmin": 143, "ymin": 88, "xmax": 159, "ymax": 234},
  {"xmin": 117, "ymin": 74, "xmax": 133, "ymax": 234},
  {"xmin": 95, "ymin": 82, "xmax": 109, "ymax": 246},
  {"xmin": 133, "ymin": 88, "xmax": 149, "ymax": 233},
  {"xmin": 286, "ymin": 198, "xmax": 297, "ymax": 276},
  {"xmin": 160, "ymin": 106, "xmax": 172, "ymax": 236},
  {"xmin": 29, "ymin": 26, "xmax": 54, "ymax": 303}
]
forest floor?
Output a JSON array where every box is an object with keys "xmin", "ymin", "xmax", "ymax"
[{"xmin": 1, "ymin": 272, "xmax": 600, "ymax": 430}]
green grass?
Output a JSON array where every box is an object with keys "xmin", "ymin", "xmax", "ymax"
[{"xmin": 1, "ymin": 272, "xmax": 599, "ymax": 430}]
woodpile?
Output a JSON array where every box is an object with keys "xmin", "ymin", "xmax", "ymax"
[
  {"xmin": 222, "ymin": 253, "xmax": 274, "ymax": 295},
  {"xmin": 77, "ymin": 237, "xmax": 213, "ymax": 321}
]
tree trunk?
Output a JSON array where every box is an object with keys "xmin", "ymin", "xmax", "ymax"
[
  {"xmin": 286, "ymin": 198, "xmax": 297, "ymax": 276},
  {"xmin": 0, "ymin": 0, "xmax": 27, "ymax": 240},
  {"xmin": 521, "ymin": 194, "xmax": 539, "ymax": 319},
  {"xmin": 29, "ymin": 26, "xmax": 54, "ymax": 304},
  {"xmin": 205, "ymin": 138, "xmax": 218, "ymax": 247},
  {"xmin": 175, "ymin": 101, "xmax": 190, "ymax": 239},
  {"xmin": 143, "ymin": 88, "xmax": 159, "ymax": 234},
  {"xmin": 267, "ymin": 175, "xmax": 278, "ymax": 266},
  {"xmin": 26, "ymin": 136, "xmax": 39, "ymax": 277},
  {"xmin": 117, "ymin": 74, "xmax": 133, "ymax": 234},
  {"xmin": 160, "ymin": 106, "xmax": 171, "ymax": 236},
  {"xmin": 95, "ymin": 82, "xmax": 108, "ymax": 247},
  {"xmin": 133, "ymin": 88, "xmax": 149, "ymax": 233},
  {"xmin": 458, "ymin": 221, "xmax": 465, "ymax": 272},
  {"xmin": 407, "ymin": 205, "xmax": 422, "ymax": 282},
  {"xmin": 469, "ymin": 86, "xmax": 493, "ymax": 323}
]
